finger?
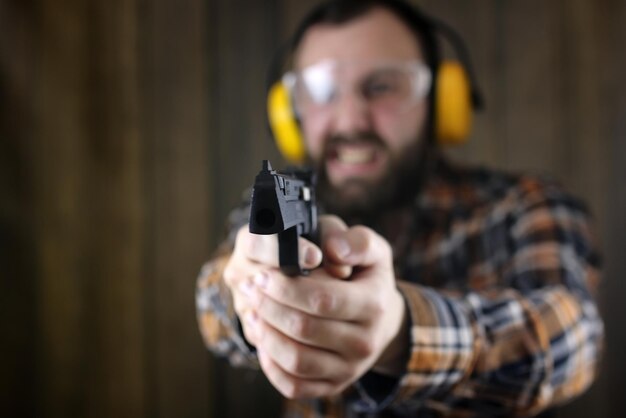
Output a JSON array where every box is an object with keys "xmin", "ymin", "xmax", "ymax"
[
  {"xmin": 330, "ymin": 226, "xmax": 392, "ymax": 269},
  {"xmin": 223, "ymin": 254, "xmax": 258, "ymax": 311},
  {"xmin": 257, "ymin": 350, "xmax": 340, "ymax": 400},
  {"xmin": 235, "ymin": 227, "xmax": 322, "ymax": 270},
  {"xmin": 299, "ymin": 236, "xmax": 323, "ymax": 270},
  {"xmin": 318, "ymin": 215, "xmax": 352, "ymax": 279},
  {"xmin": 240, "ymin": 309, "xmax": 260, "ymax": 347},
  {"xmin": 318, "ymin": 214, "xmax": 347, "ymax": 239},
  {"xmin": 232, "ymin": 275, "xmax": 256, "ymax": 314},
  {"xmin": 256, "ymin": 318, "xmax": 347, "ymax": 381},
  {"xmin": 234, "ymin": 227, "xmax": 279, "ymax": 266},
  {"xmin": 254, "ymin": 291, "xmax": 374, "ymax": 359},
  {"xmin": 253, "ymin": 270, "xmax": 378, "ymax": 322},
  {"xmin": 230, "ymin": 274, "xmax": 260, "ymax": 345}
]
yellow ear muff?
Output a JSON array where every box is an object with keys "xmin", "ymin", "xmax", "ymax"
[
  {"xmin": 267, "ymin": 82, "xmax": 306, "ymax": 164},
  {"xmin": 435, "ymin": 61, "xmax": 473, "ymax": 145}
]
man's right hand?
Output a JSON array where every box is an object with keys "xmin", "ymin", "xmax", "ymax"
[
  {"xmin": 222, "ymin": 216, "xmax": 409, "ymax": 399},
  {"xmin": 223, "ymin": 224, "xmax": 325, "ymax": 346}
]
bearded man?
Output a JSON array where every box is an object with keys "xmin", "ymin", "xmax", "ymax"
[{"xmin": 196, "ymin": 1, "xmax": 603, "ymax": 417}]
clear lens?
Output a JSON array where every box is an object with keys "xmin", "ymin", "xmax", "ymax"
[{"xmin": 285, "ymin": 60, "xmax": 431, "ymax": 116}]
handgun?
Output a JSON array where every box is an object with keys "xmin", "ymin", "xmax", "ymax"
[{"xmin": 249, "ymin": 160, "xmax": 318, "ymax": 276}]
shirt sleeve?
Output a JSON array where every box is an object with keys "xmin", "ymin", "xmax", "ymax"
[
  {"xmin": 357, "ymin": 180, "xmax": 604, "ymax": 416},
  {"xmin": 195, "ymin": 198, "xmax": 259, "ymax": 369}
]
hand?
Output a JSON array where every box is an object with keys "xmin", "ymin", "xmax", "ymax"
[
  {"xmin": 222, "ymin": 225, "xmax": 323, "ymax": 347},
  {"xmin": 236, "ymin": 216, "xmax": 408, "ymax": 399}
]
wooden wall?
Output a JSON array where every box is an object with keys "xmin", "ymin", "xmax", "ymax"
[{"xmin": 1, "ymin": 0, "xmax": 624, "ymax": 417}]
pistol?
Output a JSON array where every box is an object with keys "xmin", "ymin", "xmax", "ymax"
[{"xmin": 249, "ymin": 160, "xmax": 318, "ymax": 276}]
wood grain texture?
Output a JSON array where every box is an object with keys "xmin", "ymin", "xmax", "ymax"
[
  {"xmin": 1, "ymin": 0, "xmax": 624, "ymax": 417},
  {"xmin": 140, "ymin": 0, "xmax": 213, "ymax": 416},
  {"xmin": 34, "ymin": 0, "xmax": 146, "ymax": 416}
]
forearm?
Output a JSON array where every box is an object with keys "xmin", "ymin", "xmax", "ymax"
[
  {"xmin": 365, "ymin": 280, "xmax": 603, "ymax": 416},
  {"xmin": 195, "ymin": 254, "xmax": 259, "ymax": 368},
  {"xmin": 371, "ymin": 289, "xmax": 411, "ymax": 377}
]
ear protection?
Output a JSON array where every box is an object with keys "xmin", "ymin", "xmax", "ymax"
[{"xmin": 267, "ymin": 2, "xmax": 484, "ymax": 165}]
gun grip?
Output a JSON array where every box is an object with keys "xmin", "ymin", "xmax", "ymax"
[{"xmin": 278, "ymin": 226, "xmax": 307, "ymax": 277}]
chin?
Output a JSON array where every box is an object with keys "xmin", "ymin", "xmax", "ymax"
[
  {"xmin": 333, "ymin": 180, "xmax": 374, "ymax": 201},
  {"xmin": 318, "ymin": 176, "xmax": 396, "ymax": 222}
]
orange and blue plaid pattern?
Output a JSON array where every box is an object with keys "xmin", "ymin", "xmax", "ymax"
[{"xmin": 196, "ymin": 156, "xmax": 603, "ymax": 417}]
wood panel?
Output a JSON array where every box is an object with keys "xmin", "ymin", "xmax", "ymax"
[
  {"xmin": 140, "ymin": 0, "xmax": 212, "ymax": 416},
  {"xmin": 597, "ymin": 1, "xmax": 626, "ymax": 416},
  {"xmin": 210, "ymin": 1, "xmax": 283, "ymax": 416},
  {"xmin": 212, "ymin": 0, "xmax": 283, "ymax": 228},
  {"xmin": 33, "ymin": 0, "xmax": 146, "ymax": 416},
  {"xmin": 420, "ymin": 0, "xmax": 503, "ymax": 167},
  {"xmin": 0, "ymin": 1, "xmax": 40, "ymax": 415},
  {"xmin": 1, "ymin": 0, "xmax": 625, "ymax": 417},
  {"xmin": 1, "ymin": 0, "xmax": 214, "ymax": 416}
]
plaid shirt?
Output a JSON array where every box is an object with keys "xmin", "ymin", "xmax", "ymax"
[{"xmin": 196, "ymin": 155, "xmax": 603, "ymax": 417}]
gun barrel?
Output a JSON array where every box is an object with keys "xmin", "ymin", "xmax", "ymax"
[{"xmin": 249, "ymin": 160, "xmax": 317, "ymax": 276}]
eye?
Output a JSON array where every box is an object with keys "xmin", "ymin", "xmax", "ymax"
[
  {"xmin": 361, "ymin": 71, "xmax": 403, "ymax": 99},
  {"xmin": 298, "ymin": 61, "xmax": 338, "ymax": 105}
]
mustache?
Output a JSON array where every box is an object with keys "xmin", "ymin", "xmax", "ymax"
[{"xmin": 322, "ymin": 132, "xmax": 386, "ymax": 156}]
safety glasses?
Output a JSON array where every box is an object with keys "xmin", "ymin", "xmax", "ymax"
[{"xmin": 283, "ymin": 59, "xmax": 432, "ymax": 117}]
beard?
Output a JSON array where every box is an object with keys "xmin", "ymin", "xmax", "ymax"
[{"xmin": 313, "ymin": 131, "xmax": 428, "ymax": 226}]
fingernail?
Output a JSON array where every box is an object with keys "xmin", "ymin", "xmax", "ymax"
[
  {"xmin": 330, "ymin": 237, "xmax": 350, "ymax": 259},
  {"xmin": 304, "ymin": 247, "xmax": 319, "ymax": 266},
  {"xmin": 254, "ymin": 271, "xmax": 269, "ymax": 288}
]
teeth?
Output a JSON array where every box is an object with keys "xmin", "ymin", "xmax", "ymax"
[{"xmin": 337, "ymin": 148, "xmax": 375, "ymax": 164}]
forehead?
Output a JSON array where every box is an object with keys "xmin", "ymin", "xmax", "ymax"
[{"xmin": 295, "ymin": 7, "xmax": 423, "ymax": 70}]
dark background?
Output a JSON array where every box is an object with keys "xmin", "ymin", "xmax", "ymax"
[{"xmin": 1, "ymin": 0, "xmax": 625, "ymax": 417}]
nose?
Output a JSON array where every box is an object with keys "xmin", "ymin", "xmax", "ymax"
[{"xmin": 332, "ymin": 91, "xmax": 371, "ymax": 135}]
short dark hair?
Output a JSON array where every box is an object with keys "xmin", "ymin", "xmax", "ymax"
[{"xmin": 290, "ymin": 0, "xmax": 440, "ymax": 78}]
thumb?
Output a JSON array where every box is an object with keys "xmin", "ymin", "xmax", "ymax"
[
  {"xmin": 330, "ymin": 225, "xmax": 392, "ymax": 270},
  {"xmin": 318, "ymin": 215, "xmax": 353, "ymax": 279}
]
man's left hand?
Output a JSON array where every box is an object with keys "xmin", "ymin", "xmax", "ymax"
[{"xmin": 241, "ymin": 216, "xmax": 408, "ymax": 399}]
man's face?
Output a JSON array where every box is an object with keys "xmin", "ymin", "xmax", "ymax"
[{"xmin": 294, "ymin": 7, "xmax": 430, "ymax": 217}]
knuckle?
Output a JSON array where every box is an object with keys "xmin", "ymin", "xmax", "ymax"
[
  {"xmin": 222, "ymin": 264, "xmax": 236, "ymax": 286},
  {"xmin": 267, "ymin": 278, "xmax": 286, "ymax": 301},
  {"xmin": 365, "ymin": 294, "xmax": 385, "ymax": 319},
  {"xmin": 288, "ymin": 312, "xmax": 312, "ymax": 339},
  {"xmin": 286, "ymin": 349, "xmax": 308, "ymax": 375},
  {"xmin": 352, "ymin": 336, "xmax": 375, "ymax": 358},
  {"xmin": 281, "ymin": 379, "xmax": 301, "ymax": 399},
  {"xmin": 309, "ymin": 290, "xmax": 335, "ymax": 316}
]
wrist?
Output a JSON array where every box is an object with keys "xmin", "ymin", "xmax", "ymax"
[{"xmin": 373, "ymin": 289, "xmax": 410, "ymax": 376}]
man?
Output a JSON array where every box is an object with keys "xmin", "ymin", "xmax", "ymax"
[{"xmin": 196, "ymin": 0, "xmax": 604, "ymax": 416}]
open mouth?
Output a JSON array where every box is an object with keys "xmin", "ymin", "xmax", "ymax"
[
  {"xmin": 325, "ymin": 142, "xmax": 386, "ymax": 182},
  {"xmin": 335, "ymin": 146, "xmax": 376, "ymax": 164}
]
